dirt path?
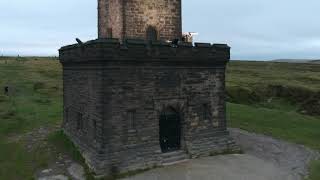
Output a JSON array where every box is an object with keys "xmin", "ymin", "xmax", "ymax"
[
  {"xmin": 122, "ymin": 128, "xmax": 319, "ymax": 180},
  {"xmin": 229, "ymin": 128, "xmax": 320, "ymax": 179}
]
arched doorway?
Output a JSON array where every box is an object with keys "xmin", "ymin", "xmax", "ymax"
[
  {"xmin": 159, "ymin": 107, "xmax": 181, "ymax": 153},
  {"xmin": 146, "ymin": 26, "xmax": 158, "ymax": 41}
]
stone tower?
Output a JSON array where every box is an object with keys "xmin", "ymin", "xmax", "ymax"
[
  {"xmin": 60, "ymin": 0, "xmax": 238, "ymax": 176},
  {"xmin": 98, "ymin": 0, "xmax": 182, "ymax": 41}
]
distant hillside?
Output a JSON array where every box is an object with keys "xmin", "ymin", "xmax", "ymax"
[
  {"xmin": 227, "ymin": 60, "xmax": 320, "ymax": 116},
  {"xmin": 309, "ymin": 60, "xmax": 320, "ymax": 64},
  {"xmin": 272, "ymin": 59, "xmax": 320, "ymax": 63}
]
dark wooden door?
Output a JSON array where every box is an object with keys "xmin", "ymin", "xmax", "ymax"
[
  {"xmin": 159, "ymin": 108, "xmax": 181, "ymax": 153},
  {"xmin": 146, "ymin": 26, "xmax": 158, "ymax": 41}
]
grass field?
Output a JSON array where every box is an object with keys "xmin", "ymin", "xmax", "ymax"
[
  {"xmin": 0, "ymin": 58, "xmax": 62, "ymax": 179},
  {"xmin": 226, "ymin": 61, "xmax": 320, "ymax": 151},
  {"xmin": 0, "ymin": 57, "xmax": 319, "ymax": 179}
]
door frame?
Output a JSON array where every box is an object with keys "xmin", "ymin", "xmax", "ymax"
[
  {"xmin": 159, "ymin": 107, "xmax": 181, "ymax": 153},
  {"xmin": 153, "ymin": 97, "xmax": 187, "ymax": 153}
]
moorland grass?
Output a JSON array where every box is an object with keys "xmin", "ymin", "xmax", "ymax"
[
  {"xmin": 0, "ymin": 58, "xmax": 62, "ymax": 179},
  {"xmin": 308, "ymin": 161, "xmax": 320, "ymax": 180},
  {"xmin": 227, "ymin": 102, "xmax": 320, "ymax": 151},
  {"xmin": 227, "ymin": 61, "xmax": 320, "ymax": 91},
  {"xmin": 226, "ymin": 61, "xmax": 320, "ymax": 112},
  {"xmin": 0, "ymin": 140, "xmax": 54, "ymax": 179}
]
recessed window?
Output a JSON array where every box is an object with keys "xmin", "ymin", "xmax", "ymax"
[
  {"xmin": 202, "ymin": 104, "xmax": 210, "ymax": 120},
  {"xmin": 93, "ymin": 120, "xmax": 97, "ymax": 140},
  {"xmin": 127, "ymin": 110, "xmax": 136, "ymax": 130},
  {"xmin": 77, "ymin": 112, "xmax": 83, "ymax": 130},
  {"xmin": 107, "ymin": 28, "xmax": 113, "ymax": 38},
  {"xmin": 146, "ymin": 26, "xmax": 158, "ymax": 41},
  {"xmin": 65, "ymin": 108, "xmax": 69, "ymax": 123}
]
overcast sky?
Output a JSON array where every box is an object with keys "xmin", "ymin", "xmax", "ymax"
[{"xmin": 0, "ymin": 0, "xmax": 319, "ymax": 60}]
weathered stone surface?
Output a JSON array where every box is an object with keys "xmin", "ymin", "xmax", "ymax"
[
  {"xmin": 38, "ymin": 175, "xmax": 68, "ymax": 180},
  {"xmin": 67, "ymin": 163, "xmax": 85, "ymax": 180},
  {"xmin": 59, "ymin": 39, "xmax": 236, "ymax": 176},
  {"xmin": 41, "ymin": 169, "xmax": 53, "ymax": 174}
]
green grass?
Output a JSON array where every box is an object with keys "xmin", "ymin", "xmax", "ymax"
[
  {"xmin": 0, "ymin": 58, "xmax": 62, "ymax": 179},
  {"xmin": 48, "ymin": 131, "xmax": 85, "ymax": 164},
  {"xmin": 0, "ymin": 59, "xmax": 62, "ymax": 136},
  {"xmin": 226, "ymin": 61, "xmax": 320, "ymax": 116},
  {"xmin": 0, "ymin": 138, "xmax": 53, "ymax": 180},
  {"xmin": 0, "ymin": 58, "xmax": 319, "ymax": 179},
  {"xmin": 308, "ymin": 161, "xmax": 320, "ymax": 180},
  {"xmin": 227, "ymin": 61, "xmax": 320, "ymax": 91},
  {"xmin": 227, "ymin": 102, "xmax": 320, "ymax": 151}
]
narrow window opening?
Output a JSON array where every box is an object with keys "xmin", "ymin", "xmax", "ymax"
[
  {"xmin": 77, "ymin": 112, "xmax": 83, "ymax": 130},
  {"xmin": 202, "ymin": 104, "xmax": 210, "ymax": 120},
  {"xmin": 65, "ymin": 108, "xmax": 69, "ymax": 123},
  {"xmin": 107, "ymin": 28, "xmax": 113, "ymax": 38},
  {"xmin": 93, "ymin": 120, "xmax": 97, "ymax": 140},
  {"xmin": 146, "ymin": 26, "xmax": 158, "ymax": 41},
  {"xmin": 127, "ymin": 110, "xmax": 136, "ymax": 130}
]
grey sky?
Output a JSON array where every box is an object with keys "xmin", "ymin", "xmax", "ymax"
[{"xmin": 0, "ymin": 0, "xmax": 319, "ymax": 60}]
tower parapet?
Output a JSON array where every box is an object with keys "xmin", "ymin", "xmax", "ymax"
[{"xmin": 60, "ymin": 39, "xmax": 230, "ymax": 64}]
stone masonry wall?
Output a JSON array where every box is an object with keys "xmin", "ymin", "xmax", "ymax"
[
  {"xmin": 108, "ymin": 0, "xmax": 124, "ymax": 39},
  {"xmin": 124, "ymin": 0, "xmax": 182, "ymax": 40},
  {"xmin": 99, "ymin": 65, "xmax": 236, "ymax": 173},
  {"xmin": 62, "ymin": 67, "xmax": 107, "ymax": 171},
  {"xmin": 98, "ymin": 0, "xmax": 108, "ymax": 38}
]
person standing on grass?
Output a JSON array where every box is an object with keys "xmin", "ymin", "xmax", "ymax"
[{"xmin": 4, "ymin": 86, "xmax": 9, "ymax": 95}]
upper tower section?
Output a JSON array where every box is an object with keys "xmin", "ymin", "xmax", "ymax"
[{"xmin": 98, "ymin": 0, "xmax": 182, "ymax": 41}]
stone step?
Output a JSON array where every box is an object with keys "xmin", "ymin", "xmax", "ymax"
[
  {"xmin": 162, "ymin": 154, "xmax": 188, "ymax": 164},
  {"xmin": 161, "ymin": 150, "xmax": 189, "ymax": 166},
  {"xmin": 161, "ymin": 150, "xmax": 185, "ymax": 158},
  {"xmin": 162, "ymin": 159, "xmax": 189, "ymax": 166}
]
